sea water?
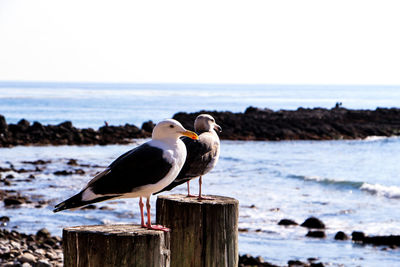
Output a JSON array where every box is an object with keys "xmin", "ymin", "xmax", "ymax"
[
  {"xmin": 1, "ymin": 82, "xmax": 400, "ymax": 266},
  {"xmin": 1, "ymin": 81, "xmax": 400, "ymax": 127}
]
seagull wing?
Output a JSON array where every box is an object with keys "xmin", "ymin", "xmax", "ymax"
[
  {"xmin": 155, "ymin": 134, "xmax": 219, "ymax": 193},
  {"xmin": 54, "ymin": 143, "xmax": 173, "ymax": 212}
]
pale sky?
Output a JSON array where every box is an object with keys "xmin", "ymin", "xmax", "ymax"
[{"xmin": 0, "ymin": 0, "xmax": 399, "ymax": 85}]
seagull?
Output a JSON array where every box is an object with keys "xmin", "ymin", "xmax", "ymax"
[
  {"xmin": 156, "ymin": 114, "xmax": 221, "ymax": 200},
  {"xmin": 53, "ymin": 119, "xmax": 198, "ymax": 231}
]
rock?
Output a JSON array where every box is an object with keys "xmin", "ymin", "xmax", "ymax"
[
  {"xmin": 239, "ymin": 254, "xmax": 278, "ymax": 266},
  {"xmin": 10, "ymin": 240, "xmax": 21, "ymax": 250},
  {"xmin": 278, "ymin": 219, "xmax": 298, "ymax": 226},
  {"xmin": 36, "ymin": 228, "xmax": 51, "ymax": 239},
  {"xmin": 81, "ymin": 204, "xmax": 96, "ymax": 210},
  {"xmin": 311, "ymin": 263, "xmax": 324, "ymax": 267},
  {"xmin": 334, "ymin": 231, "xmax": 349, "ymax": 240},
  {"xmin": 0, "ymin": 216, "xmax": 10, "ymax": 226},
  {"xmin": 17, "ymin": 119, "xmax": 31, "ymax": 131},
  {"xmin": 22, "ymin": 160, "xmax": 50, "ymax": 165},
  {"xmin": 306, "ymin": 230, "xmax": 326, "ymax": 238},
  {"xmin": 22, "ymin": 263, "xmax": 32, "ymax": 267},
  {"xmin": 363, "ymin": 235, "xmax": 400, "ymax": 247},
  {"xmin": 99, "ymin": 206, "xmax": 114, "ymax": 211},
  {"xmin": 351, "ymin": 231, "xmax": 365, "ymax": 242},
  {"xmin": 74, "ymin": 169, "xmax": 85, "ymax": 175},
  {"xmin": 18, "ymin": 252, "xmax": 36, "ymax": 263},
  {"xmin": 4, "ymin": 197, "xmax": 26, "ymax": 206},
  {"xmin": 288, "ymin": 260, "xmax": 307, "ymax": 266},
  {"xmin": 67, "ymin": 159, "xmax": 78, "ymax": 165},
  {"xmin": 36, "ymin": 259, "xmax": 52, "ymax": 267},
  {"xmin": 300, "ymin": 217, "xmax": 325, "ymax": 229},
  {"xmin": 141, "ymin": 120, "xmax": 155, "ymax": 133},
  {"xmin": 53, "ymin": 170, "xmax": 73, "ymax": 176}
]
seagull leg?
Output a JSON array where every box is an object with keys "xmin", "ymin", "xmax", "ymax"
[
  {"xmin": 186, "ymin": 180, "xmax": 196, "ymax": 197},
  {"xmin": 139, "ymin": 197, "xmax": 145, "ymax": 227},
  {"xmin": 145, "ymin": 197, "xmax": 170, "ymax": 232},
  {"xmin": 197, "ymin": 176, "xmax": 214, "ymax": 200}
]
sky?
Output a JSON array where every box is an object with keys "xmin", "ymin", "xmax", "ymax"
[{"xmin": 0, "ymin": 0, "xmax": 400, "ymax": 85}]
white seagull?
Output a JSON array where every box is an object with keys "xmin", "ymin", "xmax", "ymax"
[
  {"xmin": 53, "ymin": 119, "xmax": 198, "ymax": 231},
  {"xmin": 156, "ymin": 114, "xmax": 221, "ymax": 200}
]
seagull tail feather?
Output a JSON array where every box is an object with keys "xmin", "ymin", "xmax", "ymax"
[{"xmin": 53, "ymin": 192, "xmax": 117, "ymax": 212}]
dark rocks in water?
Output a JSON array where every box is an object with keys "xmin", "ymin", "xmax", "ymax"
[
  {"xmin": 0, "ymin": 116, "xmax": 151, "ymax": 147},
  {"xmin": 306, "ymin": 230, "xmax": 326, "ymax": 238},
  {"xmin": 22, "ymin": 159, "xmax": 51, "ymax": 165},
  {"xmin": 352, "ymin": 231, "xmax": 400, "ymax": 247},
  {"xmin": 300, "ymin": 217, "xmax": 325, "ymax": 229},
  {"xmin": 278, "ymin": 219, "xmax": 299, "ymax": 226},
  {"xmin": 334, "ymin": 231, "xmax": 349, "ymax": 240},
  {"xmin": 2, "ymin": 106, "xmax": 400, "ymax": 146},
  {"xmin": 141, "ymin": 120, "xmax": 155, "ymax": 133},
  {"xmin": 67, "ymin": 159, "xmax": 78, "ymax": 165},
  {"xmin": 74, "ymin": 169, "xmax": 85, "ymax": 175},
  {"xmin": 288, "ymin": 260, "xmax": 325, "ymax": 267},
  {"xmin": 173, "ymin": 107, "xmax": 400, "ymax": 141},
  {"xmin": 3, "ymin": 196, "xmax": 29, "ymax": 206},
  {"xmin": 351, "ymin": 231, "xmax": 366, "ymax": 242},
  {"xmin": 363, "ymin": 235, "xmax": 400, "ymax": 247},
  {"xmin": 0, "ymin": 216, "xmax": 10, "ymax": 226},
  {"xmin": 17, "ymin": 119, "xmax": 30, "ymax": 131},
  {"xmin": 0, "ymin": 114, "xmax": 7, "ymax": 133},
  {"xmin": 239, "ymin": 254, "xmax": 279, "ymax": 267},
  {"xmin": 81, "ymin": 204, "xmax": 96, "ymax": 210},
  {"xmin": 53, "ymin": 170, "xmax": 73, "ymax": 176}
]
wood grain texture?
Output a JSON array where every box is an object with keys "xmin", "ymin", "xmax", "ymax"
[
  {"xmin": 63, "ymin": 224, "xmax": 170, "ymax": 267},
  {"xmin": 156, "ymin": 194, "xmax": 239, "ymax": 267}
]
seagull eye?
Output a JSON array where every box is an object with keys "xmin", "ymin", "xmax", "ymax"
[{"xmin": 169, "ymin": 125, "xmax": 174, "ymax": 128}]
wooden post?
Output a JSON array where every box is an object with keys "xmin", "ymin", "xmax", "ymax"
[
  {"xmin": 156, "ymin": 194, "xmax": 239, "ymax": 267},
  {"xmin": 63, "ymin": 224, "xmax": 170, "ymax": 267}
]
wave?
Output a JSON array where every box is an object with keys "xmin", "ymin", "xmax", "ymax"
[
  {"xmin": 360, "ymin": 183, "xmax": 400, "ymax": 199},
  {"xmin": 287, "ymin": 174, "xmax": 364, "ymax": 189},
  {"xmin": 287, "ymin": 174, "xmax": 400, "ymax": 199}
]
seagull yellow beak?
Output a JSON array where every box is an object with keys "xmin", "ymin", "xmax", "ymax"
[{"xmin": 181, "ymin": 130, "xmax": 199, "ymax": 140}]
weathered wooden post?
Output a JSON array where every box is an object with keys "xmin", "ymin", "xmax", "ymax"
[
  {"xmin": 156, "ymin": 194, "xmax": 239, "ymax": 267},
  {"xmin": 63, "ymin": 224, "xmax": 170, "ymax": 267}
]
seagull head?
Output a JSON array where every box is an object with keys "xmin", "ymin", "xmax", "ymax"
[
  {"xmin": 194, "ymin": 114, "xmax": 222, "ymax": 133},
  {"xmin": 152, "ymin": 119, "xmax": 199, "ymax": 141}
]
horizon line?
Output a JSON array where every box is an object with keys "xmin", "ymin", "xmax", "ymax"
[{"xmin": 1, "ymin": 80, "xmax": 400, "ymax": 88}]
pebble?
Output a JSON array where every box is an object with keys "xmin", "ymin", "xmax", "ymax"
[
  {"xmin": 18, "ymin": 252, "xmax": 36, "ymax": 263},
  {"xmin": 36, "ymin": 259, "xmax": 52, "ymax": 267},
  {"xmin": 0, "ymin": 229, "xmax": 63, "ymax": 266}
]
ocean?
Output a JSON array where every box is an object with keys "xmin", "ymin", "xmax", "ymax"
[{"xmin": 1, "ymin": 81, "xmax": 400, "ymax": 266}]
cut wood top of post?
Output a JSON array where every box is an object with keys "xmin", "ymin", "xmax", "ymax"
[
  {"xmin": 63, "ymin": 224, "xmax": 166, "ymax": 236},
  {"xmin": 157, "ymin": 194, "xmax": 238, "ymax": 205}
]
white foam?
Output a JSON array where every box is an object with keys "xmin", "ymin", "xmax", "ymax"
[{"xmin": 361, "ymin": 183, "xmax": 400, "ymax": 199}]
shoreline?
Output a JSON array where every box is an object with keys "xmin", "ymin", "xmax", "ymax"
[{"xmin": 1, "ymin": 106, "xmax": 400, "ymax": 147}]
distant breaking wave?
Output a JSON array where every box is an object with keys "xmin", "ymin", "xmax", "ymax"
[
  {"xmin": 360, "ymin": 183, "xmax": 400, "ymax": 199},
  {"xmin": 288, "ymin": 174, "xmax": 400, "ymax": 199}
]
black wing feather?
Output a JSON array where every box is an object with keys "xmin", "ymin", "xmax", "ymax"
[
  {"xmin": 91, "ymin": 143, "xmax": 173, "ymax": 195},
  {"xmin": 53, "ymin": 143, "xmax": 172, "ymax": 212}
]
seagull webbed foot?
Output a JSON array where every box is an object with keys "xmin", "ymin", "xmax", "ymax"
[{"xmin": 146, "ymin": 224, "xmax": 170, "ymax": 232}]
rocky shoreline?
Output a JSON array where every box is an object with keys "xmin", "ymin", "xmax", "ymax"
[
  {"xmin": 1, "ymin": 106, "xmax": 400, "ymax": 147},
  {"xmin": 174, "ymin": 106, "xmax": 400, "ymax": 141}
]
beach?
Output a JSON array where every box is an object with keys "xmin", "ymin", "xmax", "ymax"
[{"xmin": 1, "ymin": 83, "xmax": 400, "ymax": 266}]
